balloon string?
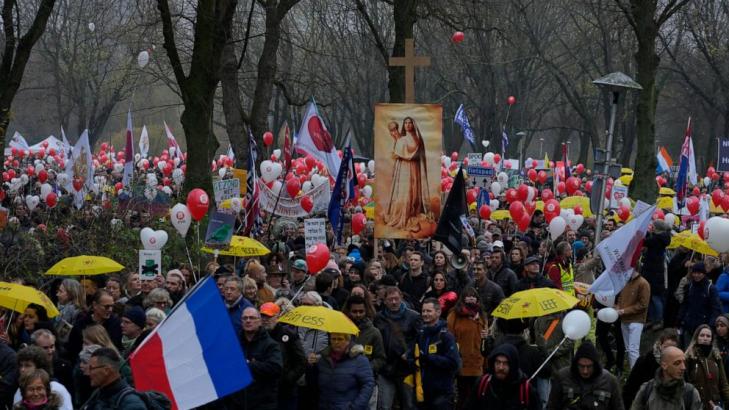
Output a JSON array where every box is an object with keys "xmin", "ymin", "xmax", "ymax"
[
  {"xmin": 184, "ymin": 242, "xmax": 197, "ymax": 283},
  {"xmin": 529, "ymin": 336, "xmax": 566, "ymax": 381}
]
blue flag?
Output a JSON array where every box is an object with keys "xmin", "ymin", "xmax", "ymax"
[
  {"xmin": 454, "ymin": 104, "xmax": 476, "ymax": 149},
  {"xmin": 328, "ymin": 145, "xmax": 355, "ymax": 245},
  {"xmin": 502, "ymin": 128, "xmax": 509, "ymax": 157}
]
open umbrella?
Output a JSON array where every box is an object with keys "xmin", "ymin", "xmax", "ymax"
[
  {"xmin": 278, "ymin": 306, "xmax": 359, "ymax": 335},
  {"xmin": 492, "ymin": 288, "xmax": 579, "ymax": 320},
  {"xmin": 201, "ymin": 235, "xmax": 271, "ymax": 257},
  {"xmin": 560, "ymin": 196, "xmax": 593, "ymax": 217},
  {"xmin": 667, "ymin": 231, "xmax": 718, "ymax": 256},
  {"xmin": 46, "ymin": 255, "xmax": 124, "ymax": 276},
  {"xmin": 0, "ymin": 282, "xmax": 59, "ymax": 318}
]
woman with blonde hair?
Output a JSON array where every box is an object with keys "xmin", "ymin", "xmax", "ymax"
[
  {"xmin": 245, "ymin": 259, "xmax": 275, "ymax": 303},
  {"xmin": 81, "ymin": 325, "xmax": 118, "ymax": 355}
]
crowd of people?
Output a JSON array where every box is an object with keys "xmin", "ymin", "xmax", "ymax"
[{"xmin": 2, "ymin": 201, "xmax": 729, "ymax": 410}]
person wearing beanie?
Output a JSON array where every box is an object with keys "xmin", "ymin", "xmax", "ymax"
[
  {"xmin": 547, "ymin": 341, "xmax": 623, "ymax": 410},
  {"xmin": 120, "ymin": 306, "xmax": 146, "ymax": 357},
  {"xmin": 678, "ymin": 262, "xmax": 722, "ymax": 347}
]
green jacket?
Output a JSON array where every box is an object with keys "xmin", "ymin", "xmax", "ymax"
[{"xmin": 354, "ymin": 318, "xmax": 386, "ymax": 375}]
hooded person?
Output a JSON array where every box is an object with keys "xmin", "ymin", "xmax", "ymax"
[
  {"xmin": 547, "ymin": 341, "xmax": 623, "ymax": 410},
  {"xmin": 464, "ymin": 343, "xmax": 539, "ymax": 410}
]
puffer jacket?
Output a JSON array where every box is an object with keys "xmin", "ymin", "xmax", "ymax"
[
  {"xmin": 547, "ymin": 342, "xmax": 623, "ymax": 410},
  {"xmin": 308, "ymin": 344, "xmax": 375, "ymax": 410},
  {"xmin": 678, "ymin": 277, "xmax": 722, "ymax": 336}
]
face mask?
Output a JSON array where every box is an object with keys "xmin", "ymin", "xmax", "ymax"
[{"xmin": 698, "ymin": 344, "xmax": 712, "ymax": 357}]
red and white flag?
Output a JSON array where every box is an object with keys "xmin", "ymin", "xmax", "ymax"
[
  {"xmin": 164, "ymin": 121, "xmax": 182, "ymax": 160},
  {"xmin": 123, "ymin": 109, "xmax": 135, "ymax": 186},
  {"xmin": 295, "ymin": 100, "xmax": 341, "ymax": 179}
]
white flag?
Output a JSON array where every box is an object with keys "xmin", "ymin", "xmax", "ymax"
[
  {"xmin": 64, "ymin": 129, "xmax": 95, "ymax": 193},
  {"xmin": 295, "ymin": 100, "xmax": 341, "ymax": 179},
  {"xmin": 589, "ymin": 204, "xmax": 656, "ymax": 298},
  {"xmin": 138, "ymin": 125, "xmax": 149, "ymax": 158}
]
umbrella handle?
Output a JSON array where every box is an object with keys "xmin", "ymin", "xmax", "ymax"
[{"xmin": 529, "ymin": 336, "xmax": 567, "ymax": 381}]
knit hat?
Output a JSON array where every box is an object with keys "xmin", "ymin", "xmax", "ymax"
[
  {"xmin": 716, "ymin": 315, "xmax": 729, "ymax": 329},
  {"xmin": 166, "ymin": 269, "xmax": 186, "ymax": 286},
  {"xmin": 292, "ymin": 259, "xmax": 308, "ymax": 272},
  {"xmin": 260, "ymin": 302, "xmax": 281, "ymax": 317},
  {"xmin": 123, "ymin": 306, "xmax": 146, "ymax": 329}
]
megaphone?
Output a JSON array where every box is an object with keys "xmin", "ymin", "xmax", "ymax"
[{"xmin": 450, "ymin": 253, "xmax": 469, "ymax": 270}]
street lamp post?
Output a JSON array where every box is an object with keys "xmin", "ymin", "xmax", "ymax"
[
  {"xmin": 539, "ymin": 138, "xmax": 544, "ymax": 157},
  {"xmin": 592, "ymin": 72, "xmax": 642, "ymax": 245}
]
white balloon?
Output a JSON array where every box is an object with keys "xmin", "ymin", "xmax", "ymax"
[
  {"xmin": 560, "ymin": 208, "xmax": 574, "ymax": 219},
  {"xmin": 664, "ymin": 213, "xmax": 676, "ymax": 227},
  {"xmin": 162, "ymin": 186, "xmax": 172, "ymax": 195},
  {"xmin": 705, "ymin": 216, "xmax": 729, "ymax": 253},
  {"xmin": 271, "ymin": 180, "xmax": 282, "ymax": 196},
  {"xmin": 88, "ymin": 22, "xmax": 95, "ymax": 32},
  {"xmin": 704, "ymin": 176, "xmax": 711, "ymax": 187},
  {"xmin": 526, "ymin": 186, "xmax": 537, "ymax": 203},
  {"xmin": 40, "ymin": 184, "xmax": 53, "ymax": 199},
  {"xmin": 172, "ymin": 168, "xmax": 184, "ymax": 185},
  {"xmin": 594, "ymin": 292, "xmax": 615, "ymax": 308},
  {"xmin": 144, "ymin": 186, "xmax": 157, "ymax": 200},
  {"xmin": 218, "ymin": 168, "xmax": 226, "ymax": 178},
  {"xmin": 497, "ymin": 172, "xmax": 508, "ymax": 186},
  {"xmin": 567, "ymin": 214, "xmax": 584, "ymax": 231},
  {"xmin": 158, "ymin": 160, "xmax": 167, "ymax": 172},
  {"xmin": 490, "ymin": 181, "xmax": 502, "ymax": 196},
  {"xmin": 135, "ymin": 153, "xmax": 141, "ymax": 162},
  {"xmin": 25, "ymin": 195, "xmax": 39, "ymax": 212},
  {"xmin": 113, "ymin": 163, "xmax": 124, "ymax": 173},
  {"xmin": 110, "ymin": 218, "xmax": 122, "ymax": 228},
  {"xmin": 562, "ymin": 309, "xmax": 591, "ymax": 340},
  {"xmin": 35, "ymin": 163, "xmax": 45, "ymax": 173},
  {"xmin": 260, "ymin": 160, "xmax": 276, "ymax": 183},
  {"xmin": 302, "ymin": 181, "xmax": 313, "ymax": 193},
  {"xmin": 482, "ymin": 140, "xmax": 490, "ymax": 148},
  {"xmin": 169, "ymin": 203, "xmax": 192, "ymax": 237},
  {"xmin": 489, "ymin": 199, "xmax": 499, "ymax": 211},
  {"xmin": 443, "ymin": 157, "xmax": 452, "ymax": 168},
  {"xmin": 137, "ymin": 50, "xmax": 150, "ymax": 68},
  {"xmin": 272, "ymin": 149, "xmax": 281, "ymax": 159},
  {"xmin": 362, "ymin": 185, "xmax": 373, "ymax": 198},
  {"xmin": 597, "ymin": 308, "xmax": 619, "ymax": 323},
  {"xmin": 20, "ymin": 174, "xmax": 29, "ymax": 185},
  {"xmin": 548, "ymin": 216, "xmax": 567, "ymax": 240},
  {"xmin": 140, "ymin": 227, "xmax": 168, "ymax": 250},
  {"xmin": 483, "ymin": 152, "xmax": 494, "ymax": 165},
  {"xmin": 619, "ymin": 197, "xmax": 631, "ymax": 209},
  {"xmin": 367, "ymin": 160, "xmax": 375, "ymax": 174},
  {"xmin": 173, "ymin": 157, "xmax": 181, "ymax": 167}
]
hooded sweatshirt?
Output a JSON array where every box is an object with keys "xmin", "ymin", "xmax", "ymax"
[{"xmin": 464, "ymin": 344, "xmax": 538, "ymax": 410}]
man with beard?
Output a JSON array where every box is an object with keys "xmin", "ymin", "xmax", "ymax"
[
  {"xmin": 465, "ymin": 343, "xmax": 538, "ymax": 409},
  {"xmin": 164, "ymin": 269, "xmax": 186, "ymax": 304},
  {"xmin": 547, "ymin": 341, "xmax": 623, "ymax": 410}
]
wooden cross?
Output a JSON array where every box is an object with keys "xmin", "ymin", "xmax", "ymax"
[{"xmin": 389, "ymin": 38, "xmax": 431, "ymax": 103}]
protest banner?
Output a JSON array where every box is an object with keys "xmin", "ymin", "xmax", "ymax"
[
  {"xmin": 213, "ymin": 178, "xmax": 240, "ymax": 205},
  {"xmin": 305, "ymin": 218, "xmax": 327, "ymax": 248},
  {"xmin": 139, "ymin": 250, "xmax": 161, "ymax": 281}
]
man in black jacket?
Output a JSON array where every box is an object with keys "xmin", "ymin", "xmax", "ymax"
[
  {"xmin": 0, "ymin": 340, "xmax": 17, "ymax": 410},
  {"xmin": 65, "ymin": 290, "xmax": 122, "ymax": 363},
  {"xmin": 488, "ymin": 250, "xmax": 518, "ymax": 297},
  {"xmin": 641, "ymin": 220, "xmax": 671, "ymax": 328},
  {"xmin": 261, "ymin": 302, "xmax": 306, "ymax": 410},
  {"xmin": 516, "ymin": 256, "xmax": 555, "ymax": 291},
  {"xmin": 228, "ymin": 307, "xmax": 283, "ymax": 410}
]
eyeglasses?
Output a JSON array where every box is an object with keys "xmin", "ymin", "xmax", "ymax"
[{"xmin": 241, "ymin": 316, "xmax": 260, "ymax": 321}]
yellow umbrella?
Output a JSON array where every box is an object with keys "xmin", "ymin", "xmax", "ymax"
[
  {"xmin": 492, "ymin": 288, "xmax": 579, "ymax": 319},
  {"xmin": 491, "ymin": 210, "xmax": 511, "ymax": 220},
  {"xmin": 47, "ymin": 255, "xmax": 124, "ymax": 276},
  {"xmin": 0, "ymin": 282, "xmax": 59, "ymax": 318},
  {"xmin": 560, "ymin": 196, "xmax": 593, "ymax": 217},
  {"xmin": 201, "ymin": 235, "xmax": 270, "ymax": 257},
  {"xmin": 278, "ymin": 305, "xmax": 359, "ymax": 335},
  {"xmin": 667, "ymin": 232, "xmax": 717, "ymax": 256},
  {"xmin": 659, "ymin": 187, "xmax": 676, "ymax": 196},
  {"xmin": 656, "ymin": 197, "xmax": 675, "ymax": 211}
]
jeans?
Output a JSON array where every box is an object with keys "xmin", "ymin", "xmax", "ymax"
[
  {"xmin": 648, "ymin": 293, "xmax": 665, "ymax": 324},
  {"xmin": 536, "ymin": 378, "xmax": 550, "ymax": 410},
  {"xmin": 368, "ymin": 385, "xmax": 378, "ymax": 410},
  {"xmin": 621, "ymin": 322, "xmax": 644, "ymax": 368},
  {"xmin": 378, "ymin": 374, "xmax": 415, "ymax": 410}
]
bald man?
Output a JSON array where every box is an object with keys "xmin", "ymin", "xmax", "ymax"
[{"xmin": 630, "ymin": 346, "xmax": 701, "ymax": 410}]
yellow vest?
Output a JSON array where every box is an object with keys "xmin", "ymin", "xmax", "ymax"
[{"xmin": 560, "ymin": 263, "xmax": 575, "ymax": 296}]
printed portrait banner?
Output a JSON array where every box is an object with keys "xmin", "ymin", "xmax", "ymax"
[
  {"xmin": 374, "ymin": 104, "xmax": 442, "ymax": 239},
  {"xmin": 258, "ymin": 180, "xmax": 330, "ymax": 218},
  {"xmin": 609, "ymin": 185, "xmax": 629, "ymax": 209}
]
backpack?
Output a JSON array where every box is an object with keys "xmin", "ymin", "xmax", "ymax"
[
  {"xmin": 115, "ymin": 387, "xmax": 172, "ymax": 410},
  {"xmin": 639, "ymin": 379, "xmax": 694, "ymax": 409},
  {"xmin": 477, "ymin": 373, "xmax": 530, "ymax": 407}
]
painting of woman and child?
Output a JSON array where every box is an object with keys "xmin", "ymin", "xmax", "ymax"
[{"xmin": 374, "ymin": 104, "xmax": 442, "ymax": 239}]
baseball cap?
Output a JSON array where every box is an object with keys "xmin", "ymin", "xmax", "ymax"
[
  {"xmin": 260, "ymin": 302, "xmax": 281, "ymax": 317},
  {"xmin": 292, "ymin": 259, "xmax": 308, "ymax": 272},
  {"xmin": 524, "ymin": 255, "xmax": 540, "ymax": 266},
  {"xmin": 492, "ymin": 240, "xmax": 504, "ymax": 250}
]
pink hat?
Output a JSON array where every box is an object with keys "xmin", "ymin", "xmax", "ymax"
[{"xmin": 326, "ymin": 260, "xmax": 340, "ymax": 273}]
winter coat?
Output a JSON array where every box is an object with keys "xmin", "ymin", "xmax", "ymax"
[
  {"xmin": 547, "ymin": 342, "xmax": 623, "ymax": 410},
  {"xmin": 231, "ymin": 329, "xmax": 283, "ymax": 410},
  {"xmin": 447, "ymin": 308, "xmax": 486, "ymax": 377},
  {"xmin": 476, "ymin": 278, "xmax": 505, "ymax": 314},
  {"xmin": 400, "ymin": 272, "xmax": 430, "ymax": 311},
  {"xmin": 269, "ymin": 323, "xmax": 306, "ymax": 396},
  {"xmin": 717, "ymin": 333, "xmax": 729, "ymax": 379},
  {"xmin": 532, "ymin": 313, "xmax": 573, "ymax": 374},
  {"xmin": 411, "ymin": 320, "xmax": 461, "ymax": 398},
  {"xmin": 623, "ymin": 343, "xmax": 661, "ymax": 409},
  {"xmin": 715, "ymin": 270, "xmax": 729, "ymax": 313},
  {"xmin": 685, "ymin": 346, "xmax": 729, "ymax": 410},
  {"xmin": 489, "ymin": 264, "xmax": 518, "ymax": 297},
  {"xmin": 66, "ymin": 312, "xmax": 122, "ymax": 362},
  {"xmin": 464, "ymin": 343, "xmax": 539, "ymax": 410},
  {"xmin": 494, "ymin": 334, "xmax": 549, "ymax": 379},
  {"xmin": 630, "ymin": 369, "xmax": 702, "ymax": 410},
  {"xmin": 678, "ymin": 277, "xmax": 722, "ymax": 336},
  {"xmin": 81, "ymin": 379, "xmax": 146, "ymax": 410},
  {"xmin": 617, "ymin": 275, "xmax": 651, "ymax": 324},
  {"xmin": 226, "ymin": 295, "xmax": 254, "ymax": 336},
  {"xmin": 640, "ymin": 231, "xmax": 671, "ymax": 293},
  {"xmin": 373, "ymin": 306, "xmax": 415, "ymax": 379},
  {"xmin": 0, "ymin": 343, "xmax": 17, "ymax": 410},
  {"xmin": 353, "ymin": 318, "xmax": 386, "ymax": 375},
  {"xmin": 308, "ymin": 344, "xmax": 375, "ymax": 410},
  {"xmin": 13, "ymin": 393, "xmax": 61, "ymax": 410},
  {"xmin": 515, "ymin": 274, "xmax": 555, "ymax": 292}
]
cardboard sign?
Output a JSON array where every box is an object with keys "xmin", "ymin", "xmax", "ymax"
[
  {"xmin": 231, "ymin": 168, "xmax": 247, "ymax": 195},
  {"xmin": 467, "ymin": 153, "xmax": 482, "ymax": 165},
  {"xmin": 204, "ymin": 209, "xmax": 237, "ymax": 248},
  {"xmin": 609, "ymin": 185, "xmax": 629, "ymax": 209},
  {"xmin": 305, "ymin": 218, "xmax": 327, "ymax": 249},
  {"xmin": 139, "ymin": 250, "xmax": 161, "ymax": 281},
  {"xmin": 213, "ymin": 178, "xmax": 240, "ymax": 205}
]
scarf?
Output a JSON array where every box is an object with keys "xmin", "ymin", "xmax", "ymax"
[
  {"xmin": 382, "ymin": 303, "xmax": 407, "ymax": 321},
  {"xmin": 458, "ymin": 303, "xmax": 481, "ymax": 319},
  {"xmin": 22, "ymin": 398, "xmax": 48, "ymax": 410}
]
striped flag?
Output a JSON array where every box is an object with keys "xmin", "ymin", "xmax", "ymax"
[
  {"xmin": 562, "ymin": 143, "xmax": 570, "ymax": 178},
  {"xmin": 502, "ymin": 128, "xmax": 509, "ymax": 157},
  {"xmin": 122, "ymin": 109, "xmax": 135, "ymax": 186},
  {"xmin": 675, "ymin": 118, "xmax": 697, "ymax": 205},
  {"xmin": 242, "ymin": 129, "xmax": 261, "ymax": 236},
  {"xmin": 164, "ymin": 121, "xmax": 183, "ymax": 160},
  {"xmin": 656, "ymin": 146, "xmax": 673, "ymax": 174}
]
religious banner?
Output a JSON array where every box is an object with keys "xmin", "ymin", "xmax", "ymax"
[
  {"xmin": 258, "ymin": 179, "xmax": 330, "ymax": 218},
  {"xmin": 718, "ymin": 137, "xmax": 729, "ymax": 173},
  {"xmin": 374, "ymin": 104, "xmax": 442, "ymax": 239}
]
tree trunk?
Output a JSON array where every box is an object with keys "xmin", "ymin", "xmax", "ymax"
[
  {"xmin": 578, "ymin": 129, "xmax": 590, "ymax": 166},
  {"xmin": 632, "ymin": 33, "xmax": 659, "ymax": 203},
  {"xmin": 388, "ymin": 0, "xmax": 417, "ymax": 103},
  {"xmin": 221, "ymin": 42, "xmax": 247, "ymax": 168}
]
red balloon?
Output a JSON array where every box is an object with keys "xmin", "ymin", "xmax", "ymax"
[
  {"xmin": 653, "ymin": 209, "xmax": 664, "ymax": 220},
  {"xmin": 352, "ymin": 213, "xmax": 367, "ymax": 235},
  {"xmin": 585, "ymin": 181, "xmax": 593, "ymax": 193},
  {"xmin": 493, "ymin": 154, "xmax": 501, "ymax": 164},
  {"xmin": 163, "ymin": 163, "xmax": 173, "ymax": 176},
  {"xmin": 712, "ymin": 172, "xmax": 721, "ymax": 182},
  {"xmin": 45, "ymin": 192, "xmax": 57, "ymax": 208},
  {"xmin": 557, "ymin": 181, "xmax": 566, "ymax": 194},
  {"xmin": 305, "ymin": 156, "xmax": 316, "ymax": 170},
  {"xmin": 537, "ymin": 170, "xmax": 547, "ymax": 185},
  {"xmin": 713, "ymin": 189, "xmax": 725, "ymax": 207},
  {"xmin": 26, "ymin": 166, "xmax": 35, "ymax": 177},
  {"xmin": 114, "ymin": 182, "xmax": 123, "ymax": 192},
  {"xmin": 544, "ymin": 199, "xmax": 561, "ymax": 219},
  {"xmin": 186, "ymin": 188, "xmax": 210, "ymax": 221},
  {"xmin": 7, "ymin": 169, "xmax": 15, "ymax": 179},
  {"xmin": 509, "ymin": 201, "xmax": 525, "ymax": 221},
  {"xmin": 451, "ymin": 152, "xmax": 458, "ymax": 161},
  {"xmin": 37, "ymin": 170, "xmax": 48, "ymax": 183},
  {"xmin": 541, "ymin": 189, "xmax": 553, "ymax": 201},
  {"xmin": 517, "ymin": 213, "xmax": 531, "ymax": 231},
  {"xmin": 451, "ymin": 31, "xmax": 465, "ymax": 43},
  {"xmin": 306, "ymin": 243, "xmax": 330, "ymax": 275},
  {"xmin": 574, "ymin": 205, "xmax": 583, "ymax": 215},
  {"xmin": 357, "ymin": 173, "xmax": 367, "ymax": 188},
  {"xmin": 504, "ymin": 161, "xmax": 512, "ymax": 169},
  {"xmin": 2, "ymin": 172, "xmax": 8, "ymax": 182},
  {"xmin": 575, "ymin": 163, "xmax": 585, "ymax": 174},
  {"xmin": 300, "ymin": 196, "xmax": 314, "ymax": 213},
  {"xmin": 72, "ymin": 178, "xmax": 83, "ymax": 192},
  {"xmin": 467, "ymin": 189, "xmax": 478, "ymax": 204},
  {"xmin": 0, "ymin": 190, "xmax": 5, "ymax": 202},
  {"xmin": 37, "ymin": 148, "xmax": 45, "ymax": 158},
  {"xmin": 524, "ymin": 201, "xmax": 536, "ymax": 216},
  {"xmin": 479, "ymin": 205, "xmax": 491, "ymax": 219},
  {"xmin": 566, "ymin": 176, "xmax": 580, "ymax": 195},
  {"xmin": 532, "ymin": 159, "xmax": 538, "ymax": 169},
  {"xmin": 517, "ymin": 184, "xmax": 530, "ymax": 202},
  {"xmin": 507, "ymin": 96, "xmax": 517, "ymax": 106},
  {"xmin": 617, "ymin": 205, "xmax": 631, "ymax": 222},
  {"xmin": 506, "ymin": 188, "xmax": 518, "ymax": 203},
  {"xmin": 686, "ymin": 196, "xmax": 700, "ymax": 215},
  {"xmin": 286, "ymin": 178, "xmax": 301, "ymax": 198},
  {"xmin": 692, "ymin": 186, "xmax": 700, "ymax": 196},
  {"xmin": 698, "ymin": 220, "xmax": 707, "ymax": 239},
  {"xmin": 721, "ymin": 195, "xmax": 729, "ymax": 213},
  {"xmin": 527, "ymin": 168, "xmax": 537, "ymax": 183},
  {"xmin": 100, "ymin": 142, "xmax": 108, "ymax": 151},
  {"xmin": 263, "ymin": 131, "xmax": 274, "ymax": 146}
]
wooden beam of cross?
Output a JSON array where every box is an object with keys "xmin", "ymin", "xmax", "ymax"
[{"xmin": 389, "ymin": 38, "xmax": 431, "ymax": 103}]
